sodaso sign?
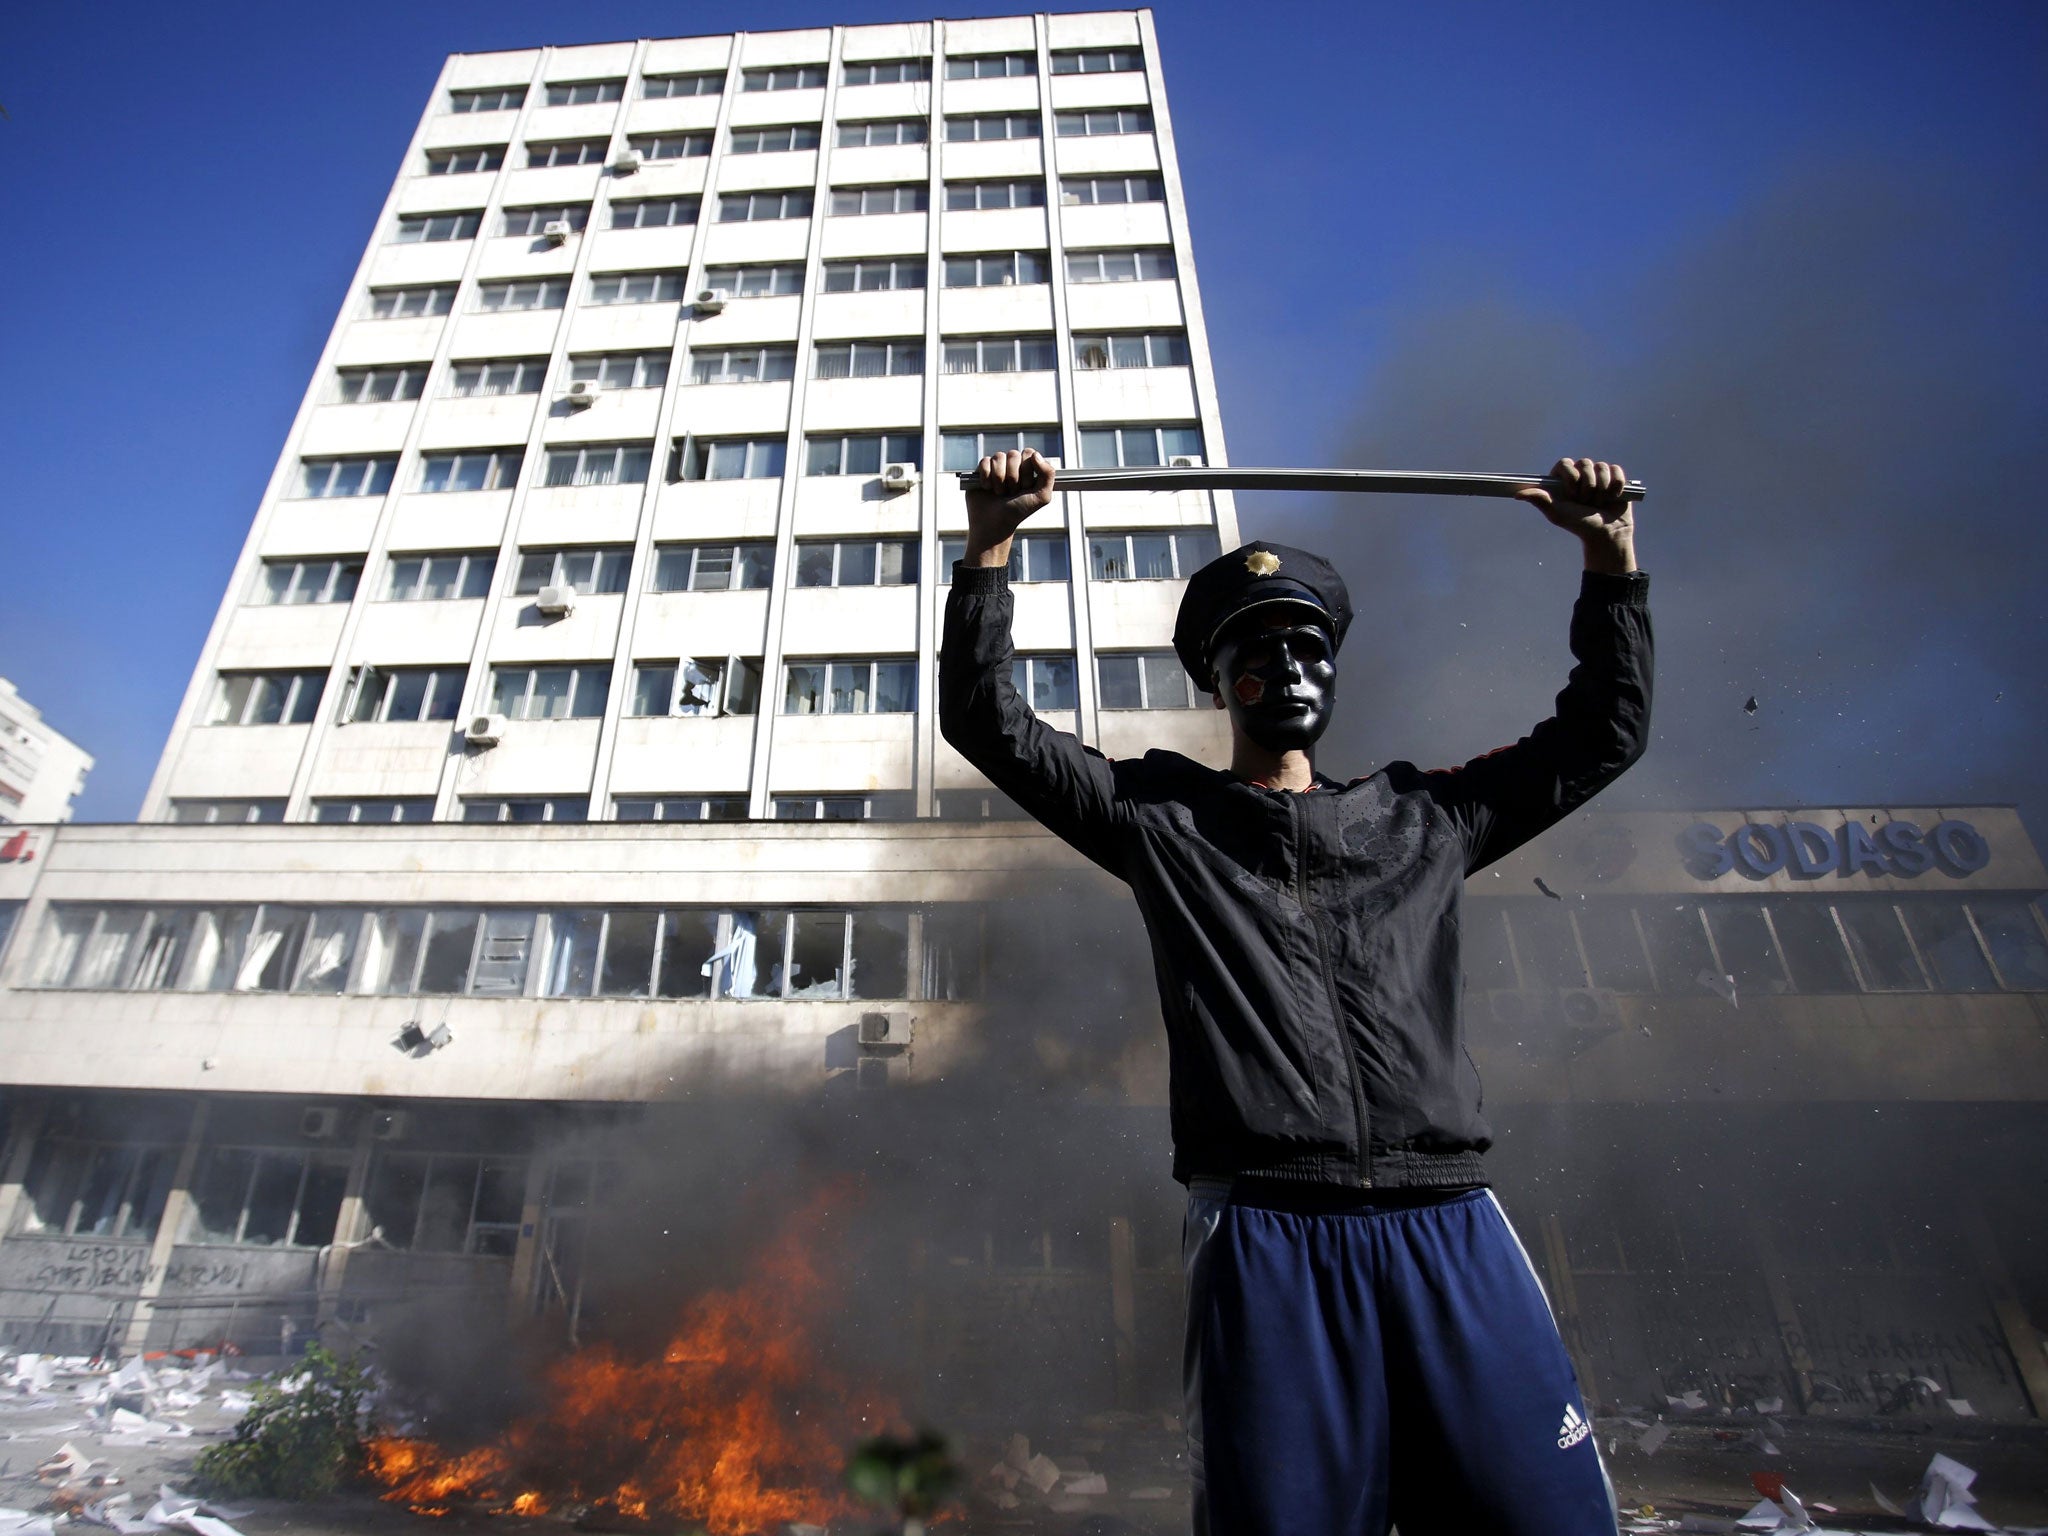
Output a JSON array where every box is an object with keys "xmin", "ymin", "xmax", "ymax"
[{"xmin": 1679, "ymin": 818, "xmax": 1991, "ymax": 881}]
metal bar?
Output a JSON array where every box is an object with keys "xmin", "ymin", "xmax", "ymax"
[{"xmin": 952, "ymin": 465, "xmax": 1648, "ymax": 501}]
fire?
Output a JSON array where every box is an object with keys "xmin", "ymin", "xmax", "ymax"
[{"xmin": 367, "ymin": 1188, "xmax": 895, "ymax": 1535}]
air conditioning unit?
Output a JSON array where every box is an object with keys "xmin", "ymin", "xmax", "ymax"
[
  {"xmin": 563, "ymin": 378, "xmax": 601, "ymax": 408},
  {"xmin": 1556, "ymin": 987, "xmax": 1624, "ymax": 1035},
  {"xmin": 300, "ymin": 1107, "xmax": 343, "ymax": 1140},
  {"xmin": 612, "ymin": 148, "xmax": 644, "ymax": 174},
  {"xmin": 370, "ymin": 1109, "xmax": 413, "ymax": 1142},
  {"xmin": 1168, "ymin": 454, "xmax": 1205, "ymax": 469},
  {"xmin": 880, "ymin": 462, "xmax": 921, "ymax": 493},
  {"xmin": 541, "ymin": 219, "xmax": 573, "ymax": 244},
  {"xmin": 693, "ymin": 287, "xmax": 729, "ymax": 315},
  {"xmin": 465, "ymin": 713, "xmax": 507, "ymax": 747},
  {"xmin": 535, "ymin": 584, "xmax": 575, "ymax": 617},
  {"xmin": 858, "ymin": 1009, "xmax": 912, "ymax": 1050}
]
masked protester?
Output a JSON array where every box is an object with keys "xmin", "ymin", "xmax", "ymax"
[{"xmin": 939, "ymin": 451, "xmax": 1651, "ymax": 1536}]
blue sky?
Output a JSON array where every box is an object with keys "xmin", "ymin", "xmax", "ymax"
[{"xmin": 2, "ymin": 1, "xmax": 2043, "ymax": 823}]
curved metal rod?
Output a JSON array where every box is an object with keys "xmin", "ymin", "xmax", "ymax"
[{"xmin": 952, "ymin": 465, "xmax": 1648, "ymax": 501}]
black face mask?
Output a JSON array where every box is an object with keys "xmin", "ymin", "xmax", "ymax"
[{"xmin": 1210, "ymin": 616, "xmax": 1338, "ymax": 755}]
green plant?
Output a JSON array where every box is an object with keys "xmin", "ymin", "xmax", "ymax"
[
  {"xmin": 194, "ymin": 1344, "xmax": 374, "ymax": 1500},
  {"xmin": 845, "ymin": 1430, "xmax": 959, "ymax": 1535}
]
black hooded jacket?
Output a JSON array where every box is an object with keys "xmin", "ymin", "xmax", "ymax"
[{"xmin": 938, "ymin": 562, "xmax": 1654, "ymax": 1189}]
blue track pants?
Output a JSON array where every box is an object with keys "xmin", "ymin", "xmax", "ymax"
[{"xmin": 1183, "ymin": 1182, "xmax": 1615, "ymax": 1536}]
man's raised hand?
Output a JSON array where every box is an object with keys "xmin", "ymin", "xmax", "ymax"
[
  {"xmin": 962, "ymin": 449, "xmax": 1057, "ymax": 568},
  {"xmin": 1514, "ymin": 457, "xmax": 1638, "ymax": 575}
]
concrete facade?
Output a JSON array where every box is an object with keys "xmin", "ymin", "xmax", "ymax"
[{"xmin": 0, "ymin": 678, "xmax": 93, "ymax": 827}]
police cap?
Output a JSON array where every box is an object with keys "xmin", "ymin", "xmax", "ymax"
[{"xmin": 1173, "ymin": 541, "xmax": 1353, "ymax": 688}]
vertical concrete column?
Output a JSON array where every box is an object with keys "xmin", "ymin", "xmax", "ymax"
[
  {"xmin": 1746, "ymin": 1213, "xmax": 1816, "ymax": 1413},
  {"xmin": 1107, "ymin": 1214, "xmax": 1138, "ymax": 1408},
  {"xmin": 506, "ymin": 1156, "xmax": 554, "ymax": 1319},
  {"xmin": 120, "ymin": 1098, "xmax": 209, "ymax": 1357},
  {"xmin": 1538, "ymin": 1212, "xmax": 1603, "ymax": 1412},
  {"xmin": 1961, "ymin": 1199, "xmax": 2048, "ymax": 1418},
  {"xmin": 315, "ymin": 1113, "xmax": 380, "ymax": 1330},
  {"xmin": 0, "ymin": 1096, "xmax": 51, "ymax": 1259}
]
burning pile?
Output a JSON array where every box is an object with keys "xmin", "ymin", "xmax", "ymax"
[{"xmin": 367, "ymin": 1193, "xmax": 896, "ymax": 1535}]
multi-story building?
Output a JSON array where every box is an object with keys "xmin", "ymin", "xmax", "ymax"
[
  {"xmin": 0, "ymin": 678, "xmax": 93, "ymax": 827},
  {"xmin": 1, "ymin": 11, "xmax": 2046, "ymax": 1449}
]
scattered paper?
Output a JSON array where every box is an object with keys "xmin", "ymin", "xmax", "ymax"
[
  {"xmin": 1637, "ymin": 1423, "xmax": 1672, "ymax": 1456},
  {"xmin": 1022, "ymin": 1453, "xmax": 1061, "ymax": 1495},
  {"xmin": 1870, "ymin": 1482, "xmax": 1905, "ymax": 1517},
  {"xmin": 1911, "ymin": 1453, "xmax": 1998, "ymax": 1531},
  {"xmin": 1667, "ymin": 1390, "xmax": 1708, "ymax": 1411},
  {"xmin": 1062, "ymin": 1472, "xmax": 1108, "ymax": 1495},
  {"xmin": 1944, "ymin": 1397, "xmax": 1976, "ymax": 1416}
]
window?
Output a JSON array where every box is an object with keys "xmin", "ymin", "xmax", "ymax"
[
  {"xmin": 704, "ymin": 262, "xmax": 805, "ymax": 297},
  {"xmin": 629, "ymin": 657, "xmax": 762, "ymax": 717},
  {"xmin": 588, "ymin": 270, "xmax": 686, "ymax": 305},
  {"xmin": 313, "ymin": 798, "xmax": 435, "ymax": 824},
  {"xmin": 540, "ymin": 438, "xmax": 651, "ymax": 487},
  {"xmin": 185, "ymin": 1146, "xmax": 352, "ymax": 1249},
  {"xmin": 450, "ymin": 86, "xmax": 524, "ymax": 113},
  {"xmin": 940, "ymin": 427, "xmax": 1062, "ymax": 472},
  {"xmin": 515, "ymin": 547, "xmax": 631, "ymax": 595},
  {"xmin": 821, "ymin": 256, "xmax": 926, "ymax": 292},
  {"xmin": 782, "ymin": 658, "xmax": 916, "ymax": 714},
  {"xmin": 843, "ymin": 58, "xmax": 929, "ymax": 85},
  {"xmin": 1061, "ymin": 174, "xmax": 1165, "ymax": 206},
  {"xmin": 255, "ymin": 557, "xmax": 361, "ymax": 606},
  {"xmin": 1051, "ymin": 47, "xmax": 1145, "ymax": 74},
  {"xmin": 169, "ymin": 799, "xmax": 286, "ymax": 825},
  {"xmin": 830, "ymin": 183, "xmax": 928, "ymax": 216},
  {"xmin": 616, "ymin": 796, "xmax": 748, "ymax": 821},
  {"xmin": 945, "ymin": 178, "xmax": 1047, "ymax": 211},
  {"xmin": 489, "ymin": 664, "xmax": 613, "ymax": 720},
  {"xmin": 689, "ymin": 908, "xmax": 910, "ymax": 1000},
  {"xmin": 570, "ymin": 350, "xmax": 670, "ymax": 389},
  {"xmin": 19, "ymin": 1140, "xmax": 177, "ymax": 1240},
  {"xmin": 1767, "ymin": 900, "xmax": 1858, "ymax": 993},
  {"xmin": 942, "ymin": 334, "xmax": 1057, "ymax": 374},
  {"xmin": 793, "ymin": 538, "xmax": 919, "ymax": 585},
  {"xmin": 651, "ymin": 542, "xmax": 773, "ymax": 592},
  {"xmin": 1011, "ymin": 654, "xmax": 1078, "ymax": 710},
  {"xmin": 394, "ymin": 211, "xmax": 481, "ymax": 243},
  {"xmin": 628, "ymin": 131, "xmax": 713, "ymax": 161},
  {"xmin": 525, "ymin": 138, "xmax": 607, "ymax": 168},
  {"xmin": 366, "ymin": 284, "xmax": 457, "ymax": 318},
  {"xmin": 349, "ymin": 665, "xmax": 466, "ymax": 723},
  {"xmin": 335, "ymin": 363, "xmax": 428, "ymax": 403},
  {"xmin": 385, "ymin": 550, "xmax": 495, "ymax": 601},
  {"xmin": 365, "ymin": 1151, "xmax": 528, "ymax": 1255},
  {"xmin": 838, "ymin": 118, "xmax": 927, "ymax": 147},
  {"xmin": 299, "ymin": 456, "xmax": 397, "ymax": 499},
  {"xmin": 679, "ymin": 437, "xmax": 787, "ymax": 480},
  {"xmin": 643, "ymin": 72, "xmax": 723, "ymax": 99},
  {"xmin": 426, "ymin": 145, "xmax": 505, "ymax": 175},
  {"xmin": 1971, "ymin": 897, "xmax": 2048, "ymax": 989},
  {"xmin": 544, "ymin": 79, "xmax": 624, "ymax": 106},
  {"xmin": 1079, "ymin": 423, "xmax": 1203, "ymax": 467},
  {"xmin": 1097, "ymin": 652, "xmax": 1197, "ymax": 709},
  {"xmin": 944, "ymin": 250, "xmax": 1049, "ymax": 287},
  {"xmin": 731, "ymin": 124, "xmax": 822, "ymax": 154},
  {"xmin": 476, "ymin": 277, "xmax": 569, "ymax": 312},
  {"xmin": 611, "ymin": 195, "xmax": 700, "ymax": 229},
  {"xmin": 1702, "ymin": 900, "xmax": 1790, "ymax": 997},
  {"xmin": 369, "ymin": 908, "xmax": 534, "ymax": 994},
  {"xmin": 447, "ymin": 357, "xmax": 547, "ymax": 396},
  {"xmin": 418, "ymin": 448, "xmax": 523, "ymax": 493},
  {"xmin": 1901, "ymin": 899, "xmax": 1999, "ymax": 992},
  {"xmin": 945, "ymin": 53, "xmax": 1034, "ymax": 79},
  {"xmin": 944, "ymin": 113, "xmax": 1040, "ymax": 142},
  {"xmin": 803, "ymin": 433, "xmax": 923, "ymax": 477},
  {"xmin": 1573, "ymin": 900, "xmax": 1655, "ymax": 992},
  {"xmin": 1073, "ymin": 331, "xmax": 1189, "ymax": 369},
  {"xmin": 1055, "ymin": 107, "xmax": 1153, "ymax": 137},
  {"xmin": 774, "ymin": 793, "xmax": 914, "ymax": 820},
  {"xmin": 689, "ymin": 345, "xmax": 797, "ymax": 384},
  {"xmin": 1087, "ymin": 527, "xmax": 1219, "ymax": 580},
  {"xmin": 1066, "ymin": 247, "xmax": 1175, "ymax": 283},
  {"xmin": 1506, "ymin": 902, "xmax": 1588, "ymax": 989},
  {"xmin": 940, "ymin": 533, "xmax": 1069, "ymax": 582},
  {"xmin": 718, "ymin": 188, "xmax": 814, "ymax": 222},
  {"xmin": 463, "ymin": 796, "xmax": 591, "ymax": 822},
  {"xmin": 501, "ymin": 204, "xmax": 589, "ymax": 237},
  {"xmin": 812, "ymin": 339, "xmax": 924, "ymax": 378},
  {"xmin": 742, "ymin": 64, "xmax": 827, "ymax": 92},
  {"xmin": 209, "ymin": 671, "xmax": 327, "ymax": 726}
]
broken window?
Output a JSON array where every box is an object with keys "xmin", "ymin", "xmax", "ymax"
[
  {"xmin": 1702, "ymin": 901, "xmax": 1791, "ymax": 996},
  {"xmin": 598, "ymin": 910, "xmax": 659, "ymax": 997},
  {"xmin": 185, "ymin": 1148, "xmax": 349, "ymax": 1247},
  {"xmin": 364, "ymin": 1152, "xmax": 529, "ymax": 1254},
  {"xmin": 21, "ymin": 1141, "xmax": 176, "ymax": 1239},
  {"xmin": 1506, "ymin": 902, "xmax": 1587, "ymax": 989},
  {"xmin": 921, "ymin": 907, "xmax": 983, "ymax": 1000},
  {"xmin": 851, "ymin": 909, "xmax": 909, "ymax": 999},
  {"xmin": 235, "ymin": 906, "xmax": 310, "ymax": 992},
  {"xmin": 1900, "ymin": 898, "xmax": 1998, "ymax": 992},
  {"xmin": 471, "ymin": 911, "xmax": 536, "ymax": 995},
  {"xmin": 361, "ymin": 908, "xmax": 429, "ymax": 994},
  {"xmin": 544, "ymin": 911, "xmax": 604, "ymax": 996},
  {"xmin": 657, "ymin": 910, "xmax": 720, "ymax": 998},
  {"xmin": 787, "ymin": 911, "xmax": 849, "ymax": 998},
  {"xmin": 1766, "ymin": 900, "xmax": 1857, "ymax": 993},
  {"xmin": 418, "ymin": 911, "xmax": 483, "ymax": 993},
  {"xmin": 293, "ymin": 910, "xmax": 360, "ymax": 994},
  {"xmin": 1637, "ymin": 902, "xmax": 1718, "ymax": 996},
  {"xmin": 1574, "ymin": 900, "xmax": 1654, "ymax": 992},
  {"xmin": 1834, "ymin": 899, "xmax": 1929, "ymax": 992}
]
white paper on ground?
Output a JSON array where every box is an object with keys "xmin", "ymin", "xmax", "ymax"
[
  {"xmin": 1022, "ymin": 1453, "xmax": 1061, "ymax": 1494},
  {"xmin": 1911, "ymin": 1452, "xmax": 1998, "ymax": 1531},
  {"xmin": 1637, "ymin": 1423, "xmax": 1672, "ymax": 1455},
  {"xmin": 0, "ymin": 1512, "xmax": 59, "ymax": 1536},
  {"xmin": 1869, "ymin": 1483, "xmax": 1904, "ymax": 1517},
  {"xmin": 1062, "ymin": 1472, "xmax": 1108, "ymax": 1495},
  {"xmin": 1944, "ymin": 1397, "xmax": 1976, "ymax": 1416},
  {"xmin": 1667, "ymin": 1390, "xmax": 1708, "ymax": 1410}
]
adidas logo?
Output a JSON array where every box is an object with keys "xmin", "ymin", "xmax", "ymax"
[{"xmin": 1556, "ymin": 1403, "xmax": 1591, "ymax": 1449}]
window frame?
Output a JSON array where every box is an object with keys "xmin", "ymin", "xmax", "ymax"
[
  {"xmin": 741, "ymin": 64, "xmax": 828, "ymax": 92},
  {"xmin": 207, "ymin": 671, "xmax": 328, "ymax": 727},
  {"xmin": 940, "ymin": 533, "xmax": 1070, "ymax": 583},
  {"xmin": 944, "ymin": 250, "xmax": 1051, "ymax": 289},
  {"xmin": 1086, "ymin": 527, "xmax": 1219, "ymax": 581},
  {"xmin": 1077, "ymin": 423, "xmax": 1205, "ymax": 468},
  {"xmin": 1050, "ymin": 47, "xmax": 1146, "ymax": 75},
  {"xmin": 1065, "ymin": 248, "xmax": 1176, "ymax": 284},
  {"xmin": 446, "ymin": 357, "xmax": 549, "ymax": 398},
  {"xmin": 383, "ymin": 550, "xmax": 496, "ymax": 602},
  {"xmin": 811, "ymin": 339, "xmax": 925, "ymax": 379},
  {"xmin": 512, "ymin": 547, "xmax": 633, "ymax": 595},
  {"xmin": 1059, "ymin": 174, "xmax": 1166, "ymax": 207},
  {"xmin": 841, "ymin": 58, "xmax": 930, "ymax": 86},
  {"xmin": 253, "ymin": 557, "xmax": 362, "ymax": 607},
  {"xmin": 941, "ymin": 333, "xmax": 1059, "ymax": 375},
  {"xmin": 780, "ymin": 657, "xmax": 918, "ymax": 715},
  {"xmin": 540, "ymin": 442, "xmax": 655, "ymax": 489},
  {"xmin": 523, "ymin": 138, "xmax": 608, "ymax": 168},
  {"xmin": 730, "ymin": 123, "xmax": 823, "ymax": 154},
  {"xmin": 703, "ymin": 262, "xmax": 806, "ymax": 297},
  {"xmin": 627, "ymin": 131, "xmax": 713, "ymax": 161},
  {"xmin": 1053, "ymin": 107, "xmax": 1154, "ymax": 138},
  {"xmin": 944, "ymin": 53, "xmax": 1036, "ymax": 79},
  {"xmin": 334, "ymin": 363, "xmax": 430, "ymax": 404},
  {"xmin": 1095, "ymin": 650, "xmax": 1199, "ymax": 710},
  {"xmin": 449, "ymin": 86, "xmax": 525, "ymax": 114},
  {"xmin": 944, "ymin": 178, "xmax": 1048, "ymax": 212},
  {"xmin": 568, "ymin": 350, "xmax": 672, "ymax": 390},
  {"xmin": 500, "ymin": 204, "xmax": 590, "ymax": 238},
  {"xmin": 820, "ymin": 257, "xmax": 926, "ymax": 293},
  {"xmin": 587, "ymin": 270, "xmax": 687, "ymax": 306},
  {"xmin": 1072, "ymin": 331, "xmax": 1190, "ymax": 370},
  {"xmin": 487, "ymin": 663, "xmax": 614, "ymax": 721},
  {"xmin": 417, "ymin": 447, "xmax": 524, "ymax": 494},
  {"xmin": 836, "ymin": 118, "xmax": 928, "ymax": 148},
  {"xmin": 944, "ymin": 112, "xmax": 1041, "ymax": 143},
  {"xmin": 475, "ymin": 277, "xmax": 570, "ymax": 313},
  {"xmin": 688, "ymin": 344, "xmax": 798, "ymax": 385},
  {"xmin": 642, "ymin": 72, "xmax": 723, "ymax": 99},
  {"xmin": 543, "ymin": 79, "xmax": 625, "ymax": 106},
  {"xmin": 365, "ymin": 284, "xmax": 457, "ymax": 319},
  {"xmin": 1010, "ymin": 653, "xmax": 1080, "ymax": 711},
  {"xmin": 717, "ymin": 188, "xmax": 815, "ymax": 223},
  {"xmin": 678, "ymin": 436, "xmax": 788, "ymax": 481},
  {"xmin": 627, "ymin": 656, "xmax": 763, "ymax": 718},
  {"xmin": 790, "ymin": 536, "xmax": 921, "ymax": 584},
  {"xmin": 940, "ymin": 428, "xmax": 1063, "ymax": 473},
  {"xmin": 425, "ymin": 144, "xmax": 506, "ymax": 176},
  {"xmin": 392, "ymin": 211, "xmax": 482, "ymax": 245},
  {"xmin": 651, "ymin": 541, "xmax": 775, "ymax": 593}
]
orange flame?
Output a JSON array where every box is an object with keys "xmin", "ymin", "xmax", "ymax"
[{"xmin": 367, "ymin": 1187, "xmax": 895, "ymax": 1535}]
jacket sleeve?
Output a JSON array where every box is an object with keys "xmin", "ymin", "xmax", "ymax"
[
  {"xmin": 938, "ymin": 561, "xmax": 1130, "ymax": 878},
  {"xmin": 1405, "ymin": 570, "xmax": 1654, "ymax": 875}
]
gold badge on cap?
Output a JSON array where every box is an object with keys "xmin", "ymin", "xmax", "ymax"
[{"xmin": 1245, "ymin": 550, "xmax": 1280, "ymax": 576}]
